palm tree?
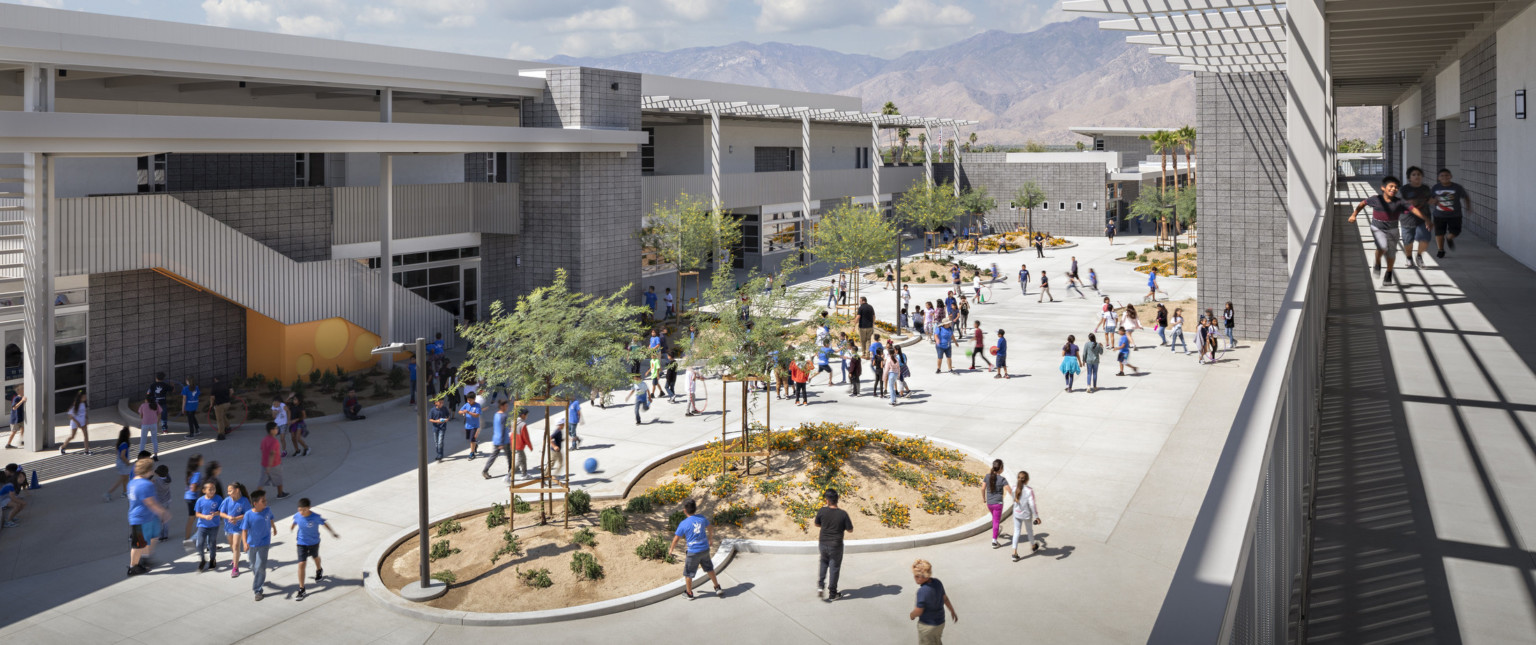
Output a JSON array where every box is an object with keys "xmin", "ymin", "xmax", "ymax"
[
  {"xmin": 1175, "ymin": 125, "xmax": 1197, "ymax": 186},
  {"xmin": 916, "ymin": 132, "xmax": 928, "ymax": 165},
  {"xmin": 1140, "ymin": 130, "xmax": 1175, "ymax": 197},
  {"xmin": 967, "ymin": 132, "xmax": 978, "ymax": 152}
]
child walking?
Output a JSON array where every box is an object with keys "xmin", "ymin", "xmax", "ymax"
[
  {"xmin": 1010, "ymin": 471, "xmax": 1043, "ymax": 561},
  {"xmin": 240, "ymin": 490, "xmax": 276, "ymax": 601},
  {"xmin": 220, "ymin": 482, "xmax": 252, "ymax": 577},
  {"xmin": 290, "ymin": 497, "xmax": 340, "ymax": 600},
  {"xmin": 193, "ymin": 481, "xmax": 222, "ymax": 572}
]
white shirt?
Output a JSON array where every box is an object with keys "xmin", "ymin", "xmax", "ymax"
[{"xmin": 1013, "ymin": 485, "xmax": 1038, "ymax": 519}]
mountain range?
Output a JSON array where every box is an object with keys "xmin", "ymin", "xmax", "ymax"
[{"xmin": 548, "ymin": 18, "xmax": 1379, "ymax": 146}]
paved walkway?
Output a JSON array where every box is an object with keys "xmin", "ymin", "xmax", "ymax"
[
  {"xmin": 1304, "ymin": 183, "xmax": 1536, "ymax": 644},
  {"xmin": 0, "ymin": 235, "xmax": 1258, "ymax": 644}
]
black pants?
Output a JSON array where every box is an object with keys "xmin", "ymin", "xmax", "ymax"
[
  {"xmin": 872, "ymin": 366, "xmax": 885, "ymax": 396},
  {"xmin": 185, "ymin": 410, "xmax": 200, "ymax": 435},
  {"xmin": 1035, "ymin": 245, "xmax": 1045, "ymax": 257},
  {"xmin": 818, "ymin": 543, "xmax": 844, "ymax": 593},
  {"xmin": 849, "ymin": 373, "xmax": 861, "ymax": 395},
  {"xmin": 971, "ymin": 347, "xmax": 991, "ymax": 369},
  {"xmin": 794, "ymin": 382, "xmax": 808, "ymax": 404}
]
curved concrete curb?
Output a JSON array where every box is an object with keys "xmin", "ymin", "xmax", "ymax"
[
  {"xmin": 116, "ymin": 394, "xmax": 410, "ymax": 431},
  {"xmin": 363, "ymin": 428, "xmax": 990, "ymax": 625}
]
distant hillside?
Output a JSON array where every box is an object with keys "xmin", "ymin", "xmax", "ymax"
[{"xmin": 551, "ymin": 18, "xmax": 1380, "ymax": 145}]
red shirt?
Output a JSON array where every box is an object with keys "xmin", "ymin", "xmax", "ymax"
[
  {"xmin": 513, "ymin": 420, "xmax": 532, "ymax": 451},
  {"xmin": 261, "ymin": 435, "xmax": 281, "ymax": 468}
]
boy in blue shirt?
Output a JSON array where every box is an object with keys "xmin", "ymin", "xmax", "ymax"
[
  {"xmin": 429, "ymin": 399, "xmax": 450, "ymax": 463},
  {"xmin": 241, "ymin": 489, "xmax": 277, "ymax": 601},
  {"xmin": 667, "ymin": 499, "xmax": 722, "ymax": 599},
  {"xmin": 566, "ymin": 399, "xmax": 582, "ymax": 449},
  {"xmin": 127, "ymin": 459, "xmax": 171, "ymax": 576},
  {"xmin": 290, "ymin": 497, "xmax": 340, "ymax": 600},
  {"xmin": 934, "ymin": 321, "xmax": 955, "ymax": 373},
  {"xmin": 480, "ymin": 400, "xmax": 512, "ymax": 480},
  {"xmin": 1018, "ymin": 264, "xmax": 1029, "ymax": 295},
  {"xmin": 459, "ymin": 398, "xmax": 482, "ymax": 460},
  {"xmin": 994, "ymin": 329, "xmax": 1009, "ymax": 379},
  {"xmin": 193, "ymin": 481, "xmax": 223, "ymax": 572}
]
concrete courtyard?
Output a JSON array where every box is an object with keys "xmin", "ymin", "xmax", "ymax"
[{"xmin": 0, "ymin": 234, "xmax": 1258, "ymax": 644}]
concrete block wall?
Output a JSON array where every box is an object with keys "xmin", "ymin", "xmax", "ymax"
[
  {"xmin": 1383, "ymin": 106, "xmax": 1399, "ymax": 176},
  {"xmin": 87, "ymin": 270, "xmax": 246, "ymax": 405},
  {"xmin": 1461, "ymin": 34, "xmax": 1498, "ymax": 241},
  {"xmin": 1421, "ymin": 76, "xmax": 1441, "ymax": 175},
  {"xmin": 1102, "ymin": 135, "xmax": 1155, "ymax": 159},
  {"xmin": 167, "ymin": 153, "xmax": 296, "ymax": 192},
  {"xmin": 172, "ymin": 187, "xmax": 333, "ymax": 262},
  {"xmin": 959, "ymin": 161, "xmax": 1108, "ymax": 235},
  {"xmin": 1195, "ymin": 71, "xmax": 1289, "ymax": 339}
]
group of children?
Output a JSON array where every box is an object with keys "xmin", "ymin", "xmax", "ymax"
[{"xmin": 128, "ymin": 452, "xmax": 339, "ymax": 601}]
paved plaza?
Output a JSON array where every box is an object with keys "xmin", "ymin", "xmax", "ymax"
[{"xmin": 0, "ymin": 235, "xmax": 1260, "ymax": 644}]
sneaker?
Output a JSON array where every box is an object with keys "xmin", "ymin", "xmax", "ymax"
[
  {"xmin": 276, "ymin": 492, "xmax": 291, "ymax": 500},
  {"xmin": 198, "ymin": 559, "xmax": 206, "ymax": 573},
  {"xmin": 296, "ymin": 588, "xmax": 307, "ymax": 600},
  {"xmin": 1373, "ymin": 266, "xmax": 1381, "ymax": 276},
  {"xmin": 1437, "ymin": 250, "xmax": 1446, "ymax": 258},
  {"xmin": 1448, "ymin": 237, "xmax": 1456, "ymax": 250},
  {"xmin": 817, "ymin": 586, "xmax": 824, "ymax": 598},
  {"xmin": 315, "ymin": 568, "xmax": 324, "ymax": 582},
  {"xmin": 683, "ymin": 589, "xmax": 695, "ymax": 599},
  {"xmin": 231, "ymin": 566, "xmax": 239, "ymax": 578},
  {"xmin": 1404, "ymin": 258, "xmax": 1416, "ymax": 269},
  {"xmin": 281, "ymin": 452, "xmax": 287, "ymax": 458},
  {"xmin": 1012, "ymin": 554, "xmax": 1021, "ymax": 562},
  {"xmin": 59, "ymin": 446, "xmax": 66, "ymax": 455},
  {"xmin": 482, "ymin": 472, "xmax": 491, "ymax": 480},
  {"xmin": 826, "ymin": 591, "xmax": 843, "ymax": 601},
  {"xmin": 1417, "ymin": 253, "xmax": 1425, "ymax": 265},
  {"xmin": 1383, "ymin": 270, "xmax": 1394, "ymax": 285},
  {"xmin": 127, "ymin": 564, "xmax": 146, "ymax": 577},
  {"xmin": 2, "ymin": 520, "xmax": 16, "ymax": 528},
  {"xmin": 103, "ymin": 493, "xmax": 112, "ymax": 502},
  {"xmin": 303, "ymin": 448, "xmax": 310, "ymax": 456},
  {"xmin": 254, "ymin": 592, "xmax": 263, "ymax": 602}
]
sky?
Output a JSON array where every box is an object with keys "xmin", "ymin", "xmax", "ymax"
[{"xmin": 4, "ymin": 0, "xmax": 1076, "ymax": 60}]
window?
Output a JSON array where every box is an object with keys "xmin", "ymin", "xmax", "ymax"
[
  {"xmin": 1076, "ymin": 202, "xmax": 1083, "ymax": 211},
  {"xmin": 641, "ymin": 128, "xmax": 656, "ymax": 175},
  {"xmin": 53, "ymin": 312, "xmax": 87, "ymax": 414},
  {"xmin": 1094, "ymin": 138, "xmax": 1105, "ymax": 151},
  {"xmin": 294, "ymin": 153, "xmax": 308, "ymax": 187},
  {"xmin": 855, "ymin": 147, "xmax": 872, "ymax": 169},
  {"xmin": 136, "ymin": 154, "xmax": 167, "ymax": 193},
  {"xmin": 1059, "ymin": 202, "xmax": 1066, "ymax": 211},
  {"xmin": 1041, "ymin": 202, "xmax": 1049, "ymax": 211},
  {"xmin": 754, "ymin": 147, "xmax": 800, "ymax": 172}
]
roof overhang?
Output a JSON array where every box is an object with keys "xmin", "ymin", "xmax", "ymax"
[
  {"xmin": 1064, "ymin": 0, "xmax": 1290, "ymax": 73},
  {"xmin": 641, "ymin": 95, "xmax": 977, "ymax": 130},
  {"xmin": 0, "ymin": 111, "xmax": 647, "ymax": 155}
]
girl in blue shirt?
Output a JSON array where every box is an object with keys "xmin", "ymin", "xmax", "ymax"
[
  {"xmin": 182, "ymin": 453, "xmax": 203, "ymax": 541},
  {"xmin": 182, "ymin": 377, "xmax": 201, "ymax": 438},
  {"xmin": 219, "ymin": 483, "xmax": 251, "ymax": 577}
]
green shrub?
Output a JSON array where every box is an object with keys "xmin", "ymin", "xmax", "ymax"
[
  {"xmin": 1137, "ymin": 254, "xmax": 1149, "ymax": 263},
  {"xmin": 928, "ymin": 270, "xmax": 940, "ymax": 279},
  {"xmin": 434, "ymin": 518, "xmax": 463, "ymax": 537},
  {"xmin": 289, "ymin": 379, "xmax": 307, "ymax": 397},
  {"xmin": 308, "ymin": 369, "xmax": 322, "ymax": 384},
  {"xmin": 319, "ymin": 370, "xmax": 339, "ymax": 393},
  {"xmin": 874, "ymin": 268, "xmax": 884, "ymax": 278},
  {"xmin": 600, "ymin": 507, "xmax": 629, "ymax": 534},
  {"xmin": 513, "ymin": 494, "xmax": 532, "ymax": 514},
  {"xmin": 666, "ymin": 509, "xmax": 687, "ymax": 533},
  {"xmin": 712, "ymin": 502, "xmax": 756, "ymax": 527},
  {"xmin": 572, "ymin": 527, "xmax": 598, "ymax": 548},
  {"xmin": 1176, "ymin": 242, "xmax": 1190, "ymax": 249},
  {"xmin": 431, "ymin": 570, "xmax": 457, "ymax": 585},
  {"xmin": 566, "ymin": 490, "xmax": 592, "ymax": 515},
  {"xmin": 1125, "ymin": 251, "xmax": 1138, "ymax": 259},
  {"xmin": 916, "ymin": 277, "xmax": 927, "ymax": 283},
  {"xmin": 428, "ymin": 539, "xmax": 460, "ymax": 562},
  {"xmin": 490, "ymin": 529, "xmax": 522, "ymax": 565},
  {"xmin": 486, "ymin": 502, "xmax": 508, "ymax": 529},
  {"xmin": 710, "ymin": 473, "xmax": 740, "ymax": 498},
  {"xmin": 624, "ymin": 495, "xmax": 654, "ymax": 514},
  {"xmin": 519, "ymin": 567, "xmax": 553, "ymax": 588},
  {"xmin": 635, "ymin": 534, "xmax": 676, "ymax": 563},
  {"xmin": 570, "ymin": 551, "xmax": 604, "ymax": 580}
]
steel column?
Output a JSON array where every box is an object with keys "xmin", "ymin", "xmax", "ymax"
[
  {"xmin": 923, "ymin": 129, "xmax": 935, "ymax": 187},
  {"xmin": 709, "ymin": 106, "xmax": 722, "ymax": 213},
  {"xmin": 949, "ymin": 124, "xmax": 965, "ymax": 197},
  {"xmin": 870, "ymin": 121, "xmax": 881, "ymax": 206},
  {"xmin": 800, "ymin": 113, "xmax": 813, "ymax": 222},
  {"xmin": 379, "ymin": 154, "xmax": 394, "ymax": 367},
  {"xmin": 21, "ymin": 152, "xmax": 54, "ymax": 452},
  {"xmin": 380, "ymin": 87, "xmax": 393, "ymax": 123}
]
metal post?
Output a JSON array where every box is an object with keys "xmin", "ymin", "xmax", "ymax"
[
  {"xmin": 1172, "ymin": 201, "xmax": 1179, "ymax": 276},
  {"xmin": 22, "ymin": 153, "xmax": 54, "ymax": 452},
  {"xmin": 923, "ymin": 129, "xmax": 934, "ymax": 187},
  {"xmin": 709, "ymin": 106, "xmax": 722, "ymax": 214},
  {"xmin": 870, "ymin": 121, "xmax": 881, "ymax": 206},
  {"xmin": 949, "ymin": 124, "xmax": 965, "ymax": 198},
  {"xmin": 379, "ymin": 154, "xmax": 393, "ymax": 368},
  {"xmin": 414, "ymin": 338, "xmax": 429, "ymax": 589},
  {"xmin": 380, "ymin": 87, "xmax": 393, "ymax": 123},
  {"xmin": 800, "ymin": 112, "xmax": 813, "ymax": 226}
]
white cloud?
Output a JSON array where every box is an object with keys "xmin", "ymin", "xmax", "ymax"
[
  {"xmin": 275, "ymin": 14, "xmax": 342, "ymax": 37},
  {"xmin": 559, "ymin": 6, "xmax": 639, "ymax": 31},
  {"xmin": 558, "ymin": 30, "xmax": 655, "ymax": 57},
  {"xmin": 436, "ymin": 14, "xmax": 475, "ymax": 28},
  {"xmin": 876, "ymin": 0, "xmax": 973, "ymax": 27},
  {"xmin": 12, "ymin": 0, "xmax": 65, "ymax": 8},
  {"xmin": 506, "ymin": 42, "xmax": 542, "ymax": 60},
  {"xmin": 202, "ymin": 0, "xmax": 275, "ymax": 27},
  {"xmin": 661, "ymin": 0, "xmax": 719, "ymax": 21},
  {"xmin": 755, "ymin": 0, "xmax": 874, "ymax": 33},
  {"xmin": 356, "ymin": 6, "xmax": 401, "ymax": 25}
]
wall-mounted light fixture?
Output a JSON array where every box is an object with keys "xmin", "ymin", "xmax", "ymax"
[
  {"xmin": 1468, "ymin": 105, "xmax": 1477, "ymax": 129},
  {"xmin": 1423, "ymin": 121, "xmax": 1429, "ymax": 136},
  {"xmin": 728, "ymin": 145, "xmax": 733, "ymax": 154},
  {"xmin": 1517, "ymin": 90, "xmax": 1527, "ymax": 120}
]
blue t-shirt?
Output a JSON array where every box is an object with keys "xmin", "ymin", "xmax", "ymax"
[
  {"xmin": 184, "ymin": 471, "xmax": 203, "ymax": 500},
  {"xmin": 674, "ymin": 515, "xmax": 711, "ymax": 554},
  {"xmin": 567, "ymin": 400, "xmax": 581, "ymax": 425},
  {"xmin": 1148, "ymin": 273, "xmax": 1157, "ymax": 287},
  {"xmin": 945, "ymin": 296, "xmax": 956, "ymax": 311},
  {"xmin": 429, "ymin": 405, "xmax": 449, "ymax": 428},
  {"xmin": 408, "ymin": 363, "xmax": 417, "ymax": 381},
  {"xmin": 182, "ymin": 386, "xmax": 200, "ymax": 411},
  {"xmin": 459, "ymin": 403, "xmax": 481, "ymax": 429},
  {"xmin": 241, "ymin": 507, "xmax": 276, "ymax": 547},
  {"xmin": 916, "ymin": 578, "xmax": 947, "ymax": 626},
  {"xmin": 869, "ymin": 341, "xmax": 883, "ymax": 356},
  {"xmin": 1018, "ymin": 269, "xmax": 1029, "ymax": 284},
  {"xmin": 995, "ymin": 337, "xmax": 1008, "ymax": 358},
  {"xmin": 490, "ymin": 411, "xmax": 509, "ymax": 446},
  {"xmin": 220, "ymin": 496, "xmax": 252, "ymax": 532},
  {"xmin": 293, "ymin": 511, "xmax": 326, "ymax": 546},
  {"xmin": 1119, "ymin": 335, "xmax": 1131, "ymax": 353},
  {"xmin": 195, "ymin": 496, "xmax": 223, "ymax": 529},
  {"xmin": 0, "ymin": 482, "xmax": 16, "ymax": 502},
  {"xmin": 127, "ymin": 477, "xmax": 157, "ymax": 525},
  {"xmin": 936, "ymin": 326, "xmax": 953, "ymax": 349},
  {"xmin": 644, "ymin": 292, "xmax": 658, "ymax": 307},
  {"xmin": 817, "ymin": 347, "xmax": 834, "ymax": 366},
  {"xmin": 649, "ymin": 336, "xmax": 661, "ymax": 348}
]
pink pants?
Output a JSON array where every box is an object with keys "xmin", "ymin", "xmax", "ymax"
[{"xmin": 988, "ymin": 504, "xmax": 1004, "ymax": 540}]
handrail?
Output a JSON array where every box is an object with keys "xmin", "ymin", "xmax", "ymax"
[{"xmin": 1147, "ymin": 187, "xmax": 1334, "ymax": 643}]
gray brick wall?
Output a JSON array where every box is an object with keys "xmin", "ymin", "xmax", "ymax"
[
  {"xmin": 487, "ymin": 67, "xmax": 643, "ymax": 305},
  {"xmin": 1461, "ymin": 35, "xmax": 1497, "ymax": 241},
  {"xmin": 1383, "ymin": 106, "xmax": 1398, "ymax": 176},
  {"xmin": 88, "ymin": 270, "xmax": 246, "ymax": 405},
  {"xmin": 1421, "ymin": 76, "xmax": 1440, "ymax": 174},
  {"xmin": 167, "ymin": 154, "xmax": 297, "ymax": 192},
  {"xmin": 1196, "ymin": 71, "xmax": 1289, "ymax": 339},
  {"xmin": 171, "ymin": 187, "xmax": 333, "ymax": 262},
  {"xmin": 957, "ymin": 161, "xmax": 1108, "ymax": 235},
  {"xmin": 1102, "ymin": 135, "xmax": 1155, "ymax": 159}
]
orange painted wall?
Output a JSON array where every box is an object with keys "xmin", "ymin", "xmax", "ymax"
[{"xmin": 246, "ymin": 311, "xmax": 389, "ymax": 384}]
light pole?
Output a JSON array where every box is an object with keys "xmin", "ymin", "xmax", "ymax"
[{"xmin": 371, "ymin": 338, "xmax": 444, "ymax": 601}]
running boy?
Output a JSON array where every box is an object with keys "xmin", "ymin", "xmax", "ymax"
[
  {"xmin": 1348, "ymin": 175, "xmax": 1424, "ymax": 286},
  {"xmin": 459, "ymin": 396, "xmax": 482, "ymax": 459},
  {"xmin": 290, "ymin": 498, "xmax": 340, "ymax": 600},
  {"xmin": 668, "ymin": 499, "xmax": 723, "ymax": 599},
  {"xmin": 1430, "ymin": 168, "xmax": 1471, "ymax": 258}
]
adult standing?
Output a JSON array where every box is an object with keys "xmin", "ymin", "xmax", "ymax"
[
  {"xmin": 1034, "ymin": 232, "xmax": 1046, "ymax": 258},
  {"xmin": 146, "ymin": 373, "xmax": 174, "ymax": 435},
  {"xmin": 211, "ymin": 377, "xmax": 232, "ymax": 440},
  {"xmin": 1430, "ymin": 168, "xmax": 1471, "ymax": 258},
  {"xmin": 910, "ymin": 559, "xmax": 959, "ymax": 644},
  {"xmin": 814, "ymin": 488, "xmax": 853, "ymax": 600},
  {"xmin": 856, "ymin": 297, "xmax": 876, "ymax": 351},
  {"xmin": 429, "ymin": 399, "xmax": 450, "ymax": 463},
  {"xmin": 126, "ymin": 458, "xmax": 170, "ymax": 576}
]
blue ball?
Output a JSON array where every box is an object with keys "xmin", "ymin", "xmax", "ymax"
[{"xmin": 583, "ymin": 458, "xmax": 599, "ymax": 474}]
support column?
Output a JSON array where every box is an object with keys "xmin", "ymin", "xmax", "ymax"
[
  {"xmin": 870, "ymin": 121, "xmax": 881, "ymax": 206},
  {"xmin": 1286, "ymin": 0, "xmax": 1330, "ymax": 271},
  {"xmin": 380, "ymin": 87, "xmax": 393, "ymax": 123},
  {"xmin": 708, "ymin": 106, "xmax": 722, "ymax": 213},
  {"xmin": 379, "ymin": 154, "xmax": 394, "ymax": 368},
  {"xmin": 923, "ymin": 129, "xmax": 935, "ymax": 187},
  {"xmin": 800, "ymin": 113, "xmax": 813, "ymax": 222},
  {"xmin": 22, "ymin": 64, "xmax": 55, "ymax": 452},
  {"xmin": 949, "ymin": 124, "xmax": 965, "ymax": 197}
]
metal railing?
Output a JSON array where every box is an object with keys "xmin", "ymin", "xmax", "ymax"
[
  {"xmin": 641, "ymin": 166, "xmax": 926, "ymax": 211},
  {"xmin": 54, "ymin": 193, "xmax": 454, "ymax": 345},
  {"xmin": 1147, "ymin": 190, "xmax": 1335, "ymax": 644},
  {"xmin": 333, "ymin": 181, "xmax": 519, "ymax": 244}
]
